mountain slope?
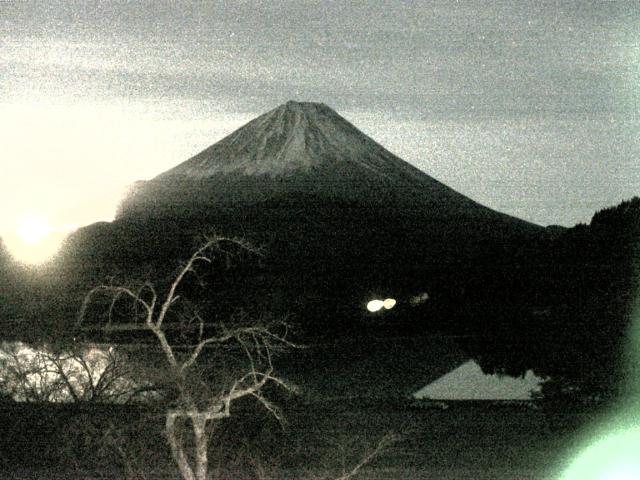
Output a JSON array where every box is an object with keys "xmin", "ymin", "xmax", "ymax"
[
  {"xmin": 119, "ymin": 101, "xmax": 530, "ymax": 223},
  {"xmin": 158, "ymin": 101, "xmax": 458, "ymax": 192}
]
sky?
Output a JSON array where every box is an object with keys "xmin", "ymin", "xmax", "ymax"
[{"xmin": 1, "ymin": 1, "xmax": 639, "ymax": 261}]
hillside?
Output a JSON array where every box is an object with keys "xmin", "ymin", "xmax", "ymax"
[{"xmin": 463, "ymin": 197, "xmax": 640, "ymax": 399}]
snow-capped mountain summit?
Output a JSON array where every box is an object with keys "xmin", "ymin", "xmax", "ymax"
[
  {"xmin": 119, "ymin": 101, "xmax": 498, "ymax": 216},
  {"xmin": 160, "ymin": 101, "xmax": 429, "ymax": 180}
]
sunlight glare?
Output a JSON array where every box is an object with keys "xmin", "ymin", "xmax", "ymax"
[
  {"xmin": 561, "ymin": 427, "xmax": 640, "ymax": 480},
  {"xmin": 16, "ymin": 215, "xmax": 51, "ymax": 244},
  {"xmin": 4, "ymin": 215, "xmax": 73, "ymax": 265}
]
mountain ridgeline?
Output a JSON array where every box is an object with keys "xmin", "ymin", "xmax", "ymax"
[{"xmin": 119, "ymin": 101, "xmax": 510, "ymax": 217}]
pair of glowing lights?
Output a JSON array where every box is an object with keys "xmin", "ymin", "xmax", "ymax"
[{"xmin": 366, "ymin": 298, "xmax": 397, "ymax": 312}]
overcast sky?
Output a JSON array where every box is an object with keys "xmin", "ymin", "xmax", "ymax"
[{"xmin": 2, "ymin": 0, "xmax": 639, "ymax": 241}]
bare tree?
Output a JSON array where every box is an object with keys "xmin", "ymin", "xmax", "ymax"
[
  {"xmin": 330, "ymin": 433, "xmax": 400, "ymax": 480},
  {"xmin": 0, "ymin": 341, "xmax": 66, "ymax": 402},
  {"xmin": 44, "ymin": 345, "xmax": 155, "ymax": 403},
  {"xmin": 0, "ymin": 341, "xmax": 151, "ymax": 403},
  {"xmin": 78, "ymin": 237, "xmax": 295, "ymax": 480}
]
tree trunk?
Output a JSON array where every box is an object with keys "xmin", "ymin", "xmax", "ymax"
[
  {"xmin": 192, "ymin": 415, "xmax": 209, "ymax": 480},
  {"xmin": 166, "ymin": 412, "xmax": 196, "ymax": 480}
]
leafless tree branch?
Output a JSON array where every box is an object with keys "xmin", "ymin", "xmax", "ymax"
[
  {"xmin": 78, "ymin": 235, "xmax": 292, "ymax": 480},
  {"xmin": 333, "ymin": 432, "xmax": 401, "ymax": 480}
]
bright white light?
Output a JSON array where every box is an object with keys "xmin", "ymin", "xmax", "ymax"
[
  {"xmin": 603, "ymin": 467, "xmax": 640, "ymax": 480},
  {"xmin": 367, "ymin": 300, "xmax": 384, "ymax": 312},
  {"xmin": 5, "ymin": 215, "xmax": 74, "ymax": 265},
  {"xmin": 383, "ymin": 298, "xmax": 397, "ymax": 310},
  {"xmin": 561, "ymin": 427, "xmax": 640, "ymax": 480},
  {"xmin": 16, "ymin": 215, "xmax": 51, "ymax": 245}
]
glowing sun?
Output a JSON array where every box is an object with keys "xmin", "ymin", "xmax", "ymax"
[
  {"xmin": 16, "ymin": 215, "xmax": 51, "ymax": 245},
  {"xmin": 5, "ymin": 214, "xmax": 68, "ymax": 265}
]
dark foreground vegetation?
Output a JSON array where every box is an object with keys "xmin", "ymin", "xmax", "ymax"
[
  {"xmin": 462, "ymin": 197, "xmax": 640, "ymax": 399},
  {"xmin": 0, "ymin": 397, "xmax": 606, "ymax": 480},
  {"xmin": 0, "ymin": 197, "xmax": 638, "ymax": 479}
]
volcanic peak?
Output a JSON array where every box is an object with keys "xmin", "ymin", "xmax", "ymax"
[
  {"xmin": 116, "ymin": 100, "xmax": 540, "ymax": 231},
  {"xmin": 157, "ymin": 100, "xmax": 422, "ymax": 180}
]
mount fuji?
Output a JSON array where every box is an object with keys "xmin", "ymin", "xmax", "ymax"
[{"xmin": 118, "ymin": 101, "xmax": 527, "ymax": 222}]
